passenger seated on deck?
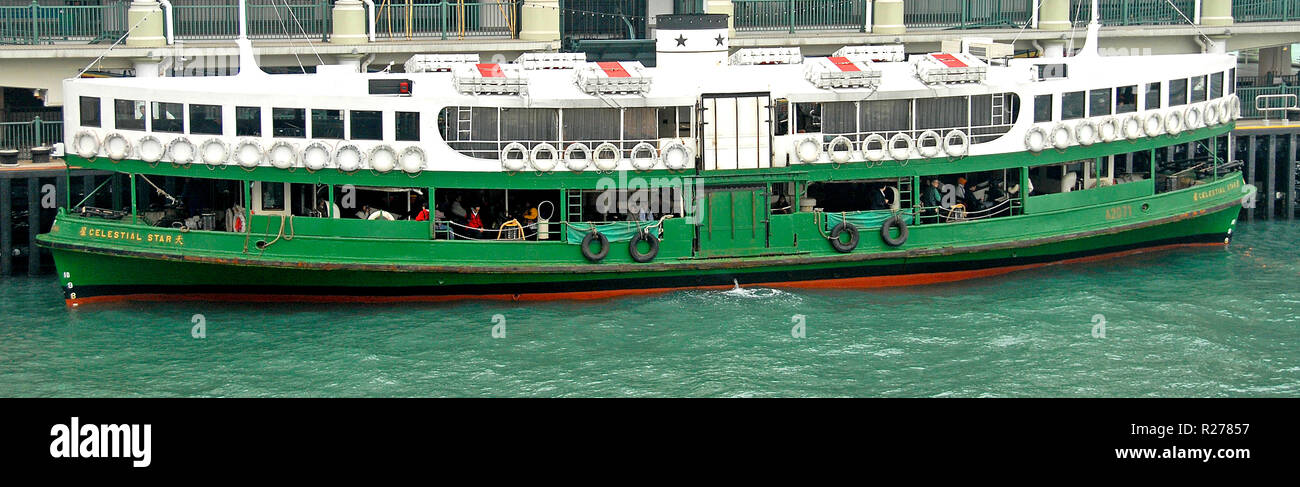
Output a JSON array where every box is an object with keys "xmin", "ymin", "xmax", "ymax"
[
  {"xmin": 467, "ymin": 205, "xmax": 484, "ymax": 238},
  {"xmin": 962, "ymin": 180, "xmax": 984, "ymax": 212},
  {"xmin": 921, "ymin": 179, "xmax": 942, "ymax": 221}
]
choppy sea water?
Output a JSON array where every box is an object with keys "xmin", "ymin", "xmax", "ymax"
[{"xmin": 1, "ymin": 221, "xmax": 1298, "ymax": 397}]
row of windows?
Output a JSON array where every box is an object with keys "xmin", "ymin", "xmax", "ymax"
[
  {"xmin": 78, "ymin": 96, "xmax": 420, "ymax": 141},
  {"xmin": 1032, "ymin": 69, "xmax": 1235, "ymax": 123},
  {"xmin": 806, "ymin": 94, "xmax": 1020, "ymax": 144}
]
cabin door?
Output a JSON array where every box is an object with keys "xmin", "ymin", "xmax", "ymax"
[
  {"xmin": 697, "ymin": 184, "xmax": 769, "ymax": 257},
  {"xmin": 700, "ymin": 93, "xmax": 772, "ymax": 171}
]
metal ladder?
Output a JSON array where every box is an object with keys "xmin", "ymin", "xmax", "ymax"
[
  {"xmin": 991, "ymin": 93, "xmax": 1007, "ymax": 125},
  {"xmin": 566, "ymin": 189, "xmax": 583, "ymax": 222},
  {"xmin": 456, "ymin": 106, "xmax": 473, "ymax": 140}
]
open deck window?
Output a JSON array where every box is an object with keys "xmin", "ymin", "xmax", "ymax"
[
  {"xmin": 236, "ymin": 106, "xmax": 261, "ymax": 137},
  {"xmin": 272, "ymin": 108, "xmax": 305, "ymax": 138},
  {"xmin": 1169, "ymin": 79, "xmax": 1188, "ymax": 106},
  {"xmin": 114, "ymin": 99, "xmax": 145, "ymax": 131},
  {"xmin": 1145, "ymin": 82, "xmax": 1162, "ymax": 110},
  {"xmin": 1034, "ymin": 94, "xmax": 1053, "ymax": 123},
  {"xmin": 350, "ymin": 110, "xmax": 383, "ymax": 140},
  {"xmin": 1061, "ymin": 91, "xmax": 1085, "ymax": 120},
  {"xmin": 189, "ymin": 104, "xmax": 222, "ymax": 135},
  {"xmin": 311, "ymin": 109, "xmax": 343, "ymax": 139},
  {"xmin": 396, "ymin": 112, "xmax": 420, "ymax": 141},
  {"xmin": 152, "ymin": 102, "xmax": 183, "ymax": 133},
  {"xmin": 1116, "ymin": 86, "xmax": 1137, "ymax": 114},
  {"xmin": 859, "ymin": 99, "xmax": 909, "ymax": 133},
  {"xmin": 79, "ymin": 96, "xmax": 100, "ymax": 128},
  {"xmin": 1089, "ymin": 89, "xmax": 1112, "ymax": 117},
  {"xmin": 1210, "ymin": 72, "xmax": 1224, "ymax": 99},
  {"xmin": 1191, "ymin": 75, "xmax": 1207, "ymax": 103}
]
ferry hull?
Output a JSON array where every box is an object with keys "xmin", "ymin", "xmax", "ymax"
[{"xmin": 44, "ymin": 201, "xmax": 1240, "ymax": 306}]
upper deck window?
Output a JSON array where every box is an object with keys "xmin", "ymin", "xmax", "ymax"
[
  {"xmin": 1061, "ymin": 91, "xmax": 1085, "ymax": 120},
  {"xmin": 859, "ymin": 99, "xmax": 910, "ymax": 133},
  {"xmin": 1145, "ymin": 82, "xmax": 1161, "ymax": 110},
  {"xmin": 1036, "ymin": 64, "xmax": 1068, "ymax": 80},
  {"xmin": 396, "ymin": 112, "xmax": 420, "ymax": 141},
  {"xmin": 916, "ymin": 96, "xmax": 969, "ymax": 130},
  {"xmin": 190, "ymin": 104, "xmax": 222, "ymax": 135},
  {"xmin": 1169, "ymin": 79, "xmax": 1188, "ymax": 106},
  {"xmin": 501, "ymin": 108, "xmax": 557, "ymax": 142},
  {"xmin": 351, "ymin": 110, "xmax": 383, "ymax": 140},
  {"xmin": 1190, "ymin": 75, "xmax": 1207, "ymax": 103},
  {"xmin": 152, "ymin": 102, "xmax": 184, "ymax": 133},
  {"xmin": 79, "ymin": 96, "xmax": 100, "ymax": 128},
  {"xmin": 1089, "ymin": 89, "xmax": 1112, "ymax": 117},
  {"xmin": 562, "ymin": 108, "xmax": 620, "ymax": 142},
  {"xmin": 1228, "ymin": 69, "xmax": 1236, "ymax": 94},
  {"xmin": 1116, "ymin": 86, "xmax": 1138, "ymax": 114},
  {"xmin": 1210, "ymin": 72, "xmax": 1224, "ymax": 99},
  {"xmin": 312, "ymin": 109, "xmax": 343, "ymax": 139},
  {"xmin": 236, "ymin": 106, "xmax": 261, "ymax": 137},
  {"xmin": 1034, "ymin": 94, "xmax": 1053, "ymax": 123},
  {"xmin": 272, "ymin": 108, "xmax": 305, "ymax": 138},
  {"xmin": 114, "ymin": 99, "xmax": 145, "ymax": 131}
]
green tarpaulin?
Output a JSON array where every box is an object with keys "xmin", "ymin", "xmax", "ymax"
[
  {"xmin": 822, "ymin": 210, "xmax": 898, "ymax": 232},
  {"xmin": 566, "ymin": 221, "xmax": 662, "ymax": 244}
]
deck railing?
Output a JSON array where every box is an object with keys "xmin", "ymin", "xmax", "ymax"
[
  {"xmin": 1068, "ymin": 0, "xmax": 1197, "ymax": 26},
  {"xmin": 732, "ymin": 0, "xmax": 869, "ymax": 33},
  {"xmin": 1234, "ymin": 0, "xmax": 1300, "ymax": 22},
  {"xmin": 171, "ymin": 0, "xmax": 332, "ymax": 41},
  {"xmin": 374, "ymin": 1, "xmax": 517, "ymax": 40},
  {"xmin": 0, "ymin": 117, "xmax": 62, "ymax": 160},
  {"xmin": 1238, "ymin": 86, "xmax": 1300, "ymax": 120},
  {"xmin": 903, "ymin": 0, "xmax": 1032, "ymax": 30}
]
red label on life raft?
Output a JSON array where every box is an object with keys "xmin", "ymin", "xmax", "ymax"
[
  {"xmin": 596, "ymin": 62, "xmax": 631, "ymax": 78},
  {"xmin": 476, "ymin": 63, "xmax": 505, "ymax": 78},
  {"xmin": 827, "ymin": 56, "xmax": 860, "ymax": 72},
  {"xmin": 931, "ymin": 53, "xmax": 967, "ymax": 68}
]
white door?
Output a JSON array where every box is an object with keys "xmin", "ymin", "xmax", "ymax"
[{"xmin": 702, "ymin": 94, "xmax": 771, "ymax": 171}]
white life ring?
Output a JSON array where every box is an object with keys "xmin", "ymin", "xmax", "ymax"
[
  {"xmin": 73, "ymin": 130, "xmax": 100, "ymax": 159},
  {"xmin": 369, "ymin": 145, "xmax": 398, "ymax": 173},
  {"xmin": 367, "ymin": 210, "xmax": 396, "ymax": 221},
  {"xmin": 916, "ymin": 130, "xmax": 942, "ymax": 158},
  {"xmin": 795, "ymin": 137, "xmax": 821, "ymax": 164},
  {"xmin": 335, "ymin": 144, "xmax": 364, "ymax": 172},
  {"xmin": 268, "ymin": 141, "xmax": 297, "ymax": 169},
  {"xmin": 888, "ymin": 132, "xmax": 914, "ymax": 161},
  {"xmin": 1208, "ymin": 102, "xmax": 1224, "ymax": 126},
  {"xmin": 1024, "ymin": 126, "xmax": 1048, "ymax": 153},
  {"xmin": 1097, "ymin": 117, "xmax": 1120, "ymax": 143},
  {"xmin": 302, "ymin": 141, "xmax": 332, "ymax": 171},
  {"xmin": 661, "ymin": 141, "xmax": 692, "ymax": 170},
  {"xmin": 500, "ymin": 142, "xmax": 529, "ymax": 172},
  {"xmin": 943, "ymin": 130, "xmax": 969, "ymax": 158},
  {"xmin": 399, "ymin": 146, "xmax": 425, "ymax": 174},
  {"xmin": 1074, "ymin": 120, "xmax": 1098, "ymax": 146},
  {"xmin": 529, "ymin": 143, "xmax": 559, "ymax": 172},
  {"xmin": 234, "ymin": 139, "xmax": 264, "ymax": 168},
  {"xmin": 630, "ymin": 142, "xmax": 658, "ymax": 171},
  {"xmin": 827, "ymin": 136, "xmax": 854, "ymax": 164},
  {"xmin": 1229, "ymin": 96, "xmax": 1241, "ymax": 120},
  {"xmin": 1165, "ymin": 110, "xmax": 1184, "ymax": 135},
  {"xmin": 1122, "ymin": 115, "xmax": 1143, "ymax": 140},
  {"xmin": 102, "ymin": 133, "xmax": 132, "ymax": 161},
  {"xmin": 1050, "ymin": 123, "xmax": 1072, "ymax": 150},
  {"xmin": 1184, "ymin": 105, "xmax": 1202, "ymax": 129},
  {"xmin": 593, "ymin": 142, "xmax": 621, "ymax": 171},
  {"xmin": 200, "ymin": 138, "xmax": 230, "ymax": 165},
  {"xmin": 563, "ymin": 143, "xmax": 592, "ymax": 172},
  {"xmin": 166, "ymin": 137, "xmax": 196, "ymax": 165},
  {"xmin": 1144, "ymin": 112, "xmax": 1165, "ymax": 137},
  {"xmin": 861, "ymin": 133, "xmax": 888, "ymax": 162},
  {"xmin": 137, "ymin": 135, "xmax": 164, "ymax": 163}
]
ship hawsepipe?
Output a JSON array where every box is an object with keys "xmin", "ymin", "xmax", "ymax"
[{"xmin": 38, "ymin": 14, "xmax": 1252, "ymax": 305}]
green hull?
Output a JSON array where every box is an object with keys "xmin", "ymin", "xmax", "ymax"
[{"xmin": 39, "ymin": 175, "xmax": 1248, "ymax": 304}]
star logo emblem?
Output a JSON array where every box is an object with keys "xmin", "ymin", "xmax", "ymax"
[
  {"xmin": 715, "ymin": 34, "xmax": 726, "ymax": 46},
  {"xmin": 675, "ymin": 34, "xmax": 687, "ymax": 47}
]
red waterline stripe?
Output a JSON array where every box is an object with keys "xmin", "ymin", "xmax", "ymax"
[{"xmin": 63, "ymin": 242, "xmax": 1225, "ymax": 307}]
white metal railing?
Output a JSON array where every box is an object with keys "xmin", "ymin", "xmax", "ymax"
[{"xmin": 1255, "ymin": 94, "xmax": 1299, "ymax": 123}]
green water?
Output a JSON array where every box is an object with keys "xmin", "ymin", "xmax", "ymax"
[{"xmin": 2, "ymin": 221, "xmax": 1298, "ymax": 397}]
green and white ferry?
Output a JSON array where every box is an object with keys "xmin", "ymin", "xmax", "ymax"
[{"xmin": 39, "ymin": 11, "xmax": 1252, "ymax": 305}]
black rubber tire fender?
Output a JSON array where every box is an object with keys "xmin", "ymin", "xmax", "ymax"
[
  {"xmin": 829, "ymin": 222, "xmax": 859, "ymax": 253},
  {"xmin": 581, "ymin": 230, "xmax": 610, "ymax": 262},
  {"xmin": 629, "ymin": 230, "xmax": 660, "ymax": 263},
  {"xmin": 881, "ymin": 215, "xmax": 908, "ymax": 247}
]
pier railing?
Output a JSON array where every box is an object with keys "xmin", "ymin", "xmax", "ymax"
[
  {"xmin": 1234, "ymin": 0, "xmax": 1300, "ymax": 22},
  {"xmin": 170, "ymin": 0, "xmax": 332, "ymax": 41},
  {"xmin": 732, "ymin": 0, "xmax": 870, "ymax": 33},
  {"xmin": 0, "ymin": 117, "xmax": 62, "ymax": 160},
  {"xmin": 1068, "ymin": 0, "xmax": 1196, "ymax": 26},
  {"xmin": 374, "ymin": 0, "xmax": 517, "ymax": 40},
  {"xmin": 0, "ymin": 1, "xmax": 128, "ymax": 45},
  {"xmin": 1238, "ymin": 86, "xmax": 1300, "ymax": 120},
  {"xmin": 903, "ymin": 0, "xmax": 1033, "ymax": 30}
]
